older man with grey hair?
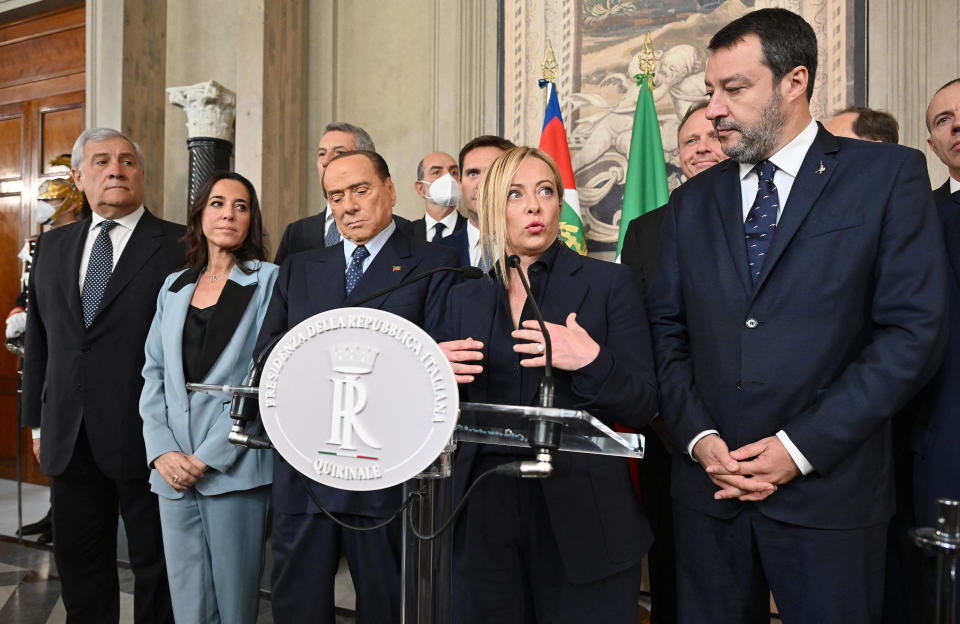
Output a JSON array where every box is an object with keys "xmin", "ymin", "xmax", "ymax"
[
  {"xmin": 275, "ymin": 122, "xmax": 377, "ymax": 263},
  {"xmin": 23, "ymin": 127, "xmax": 184, "ymax": 623}
]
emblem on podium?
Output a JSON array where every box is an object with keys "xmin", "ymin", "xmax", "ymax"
[{"xmin": 259, "ymin": 308, "xmax": 458, "ymax": 491}]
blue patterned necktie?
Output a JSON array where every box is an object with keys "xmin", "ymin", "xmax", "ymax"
[
  {"xmin": 744, "ymin": 160, "xmax": 779, "ymax": 283},
  {"xmin": 81, "ymin": 220, "xmax": 119, "ymax": 327},
  {"xmin": 325, "ymin": 220, "xmax": 341, "ymax": 247},
  {"xmin": 431, "ymin": 222, "xmax": 446, "ymax": 243},
  {"xmin": 345, "ymin": 245, "xmax": 370, "ymax": 296},
  {"xmin": 477, "ymin": 251, "xmax": 493, "ymax": 274}
]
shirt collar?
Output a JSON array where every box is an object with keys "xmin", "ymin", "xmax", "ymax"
[
  {"xmin": 950, "ymin": 177, "xmax": 960, "ymax": 194},
  {"xmin": 424, "ymin": 209, "xmax": 459, "ymax": 235},
  {"xmin": 739, "ymin": 117, "xmax": 818, "ymax": 180},
  {"xmin": 467, "ymin": 221, "xmax": 481, "ymax": 248},
  {"xmin": 91, "ymin": 205, "xmax": 145, "ymax": 231},
  {"xmin": 342, "ymin": 219, "xmax": 396, "ymax": 263},
  {"xmin": 530, "ymin": 238, "xmax": 563, "ymax": 273}
]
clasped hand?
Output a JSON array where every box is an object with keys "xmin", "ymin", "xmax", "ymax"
[
  {"xmin": 438, "ymin": 313, "xmax": 601, "ymax": 383},
  {"xmin": 692, "ymin": 434, "xmax": 800, "ymax": 502},
  {"xmin": 153, "ymin": 451, "xmax": 208, "ymax": 492}
]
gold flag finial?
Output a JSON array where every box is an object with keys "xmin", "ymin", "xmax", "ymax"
[
  {"xmin": 635, "ymin": 31, "xmax": 656, "ymax": 90},
  {"xmin": 542, "ymin": 39, "xmax": 558, "ymax": 82}
]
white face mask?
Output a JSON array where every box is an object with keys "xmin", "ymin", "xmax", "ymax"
[
  {"xmin": 422, "ymin": 173, "xmax": 461, "ymax": 207},
  {"xmin": 35, "ymin": 200, "xmax": 59, "ymax": 225}
]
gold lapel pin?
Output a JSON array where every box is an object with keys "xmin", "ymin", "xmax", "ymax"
[{"xmin": 816, "ymin": 160, "xmax": 826, "ymax": 174}]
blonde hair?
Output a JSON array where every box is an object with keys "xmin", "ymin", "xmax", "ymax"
[{"xmin": 476, "ymin": 146, "xmax": 564, "ymax": 285}]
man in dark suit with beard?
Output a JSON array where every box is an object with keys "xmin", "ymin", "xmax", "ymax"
[
  {"xmin": 23, "ymin": 127, "xmax": 183, "ymax": 623},
  {"xmin": 647, "ymin": 10, "xmax": 948, "ymax": 623},
  {"xmin": 258, "ymin": 150, "xmax": 458, "ymax": 623}
]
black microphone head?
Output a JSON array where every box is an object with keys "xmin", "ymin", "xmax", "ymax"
[
  {"xmin": 461, "ymin": 266, "xmax": 484, "ymax": 279},
  {"xmin": 506, "ymin": 255, "xmax": 521, "ymax": 268}
]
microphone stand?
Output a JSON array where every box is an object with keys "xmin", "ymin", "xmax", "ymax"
[{"xmin": 506, "ymin": 255, "xmax": 558, "ymax": 478}]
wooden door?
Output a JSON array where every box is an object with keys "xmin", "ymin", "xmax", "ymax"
[{"xmin": 0, "ymin": 3, "xmax": 85, "ymax": 484}]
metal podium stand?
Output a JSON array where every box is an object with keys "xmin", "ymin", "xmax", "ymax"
[
  {"xmin": 401, "ymin": 401, "xmax": 645, "ymax": 624},
  {"xmin": 188, "ymin": 387, "xmax": 645, "ymax": 624}
]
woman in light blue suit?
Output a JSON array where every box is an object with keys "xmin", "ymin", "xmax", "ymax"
[{"xmin": 141, "ymin": 171, "xmax": 277, "ymax": 624}]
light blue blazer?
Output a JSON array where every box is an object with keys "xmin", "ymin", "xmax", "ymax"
[{"xmin": 140, "ymin": 260, "xmax": 278, "ymax": 499}]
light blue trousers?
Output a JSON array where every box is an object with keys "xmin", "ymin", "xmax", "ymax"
[{"xmin": 158, "ymin": 486, "xmax": 270, "ymax": 624}]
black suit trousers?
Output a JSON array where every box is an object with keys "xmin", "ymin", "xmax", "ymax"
[
  {"xmin": 50, "ymin": 424, "xmax": 172, "ymax": 624},
  {"xmin": 270, "ymin": 509, "xmax": 402, "ymax": 624},
  {"xmin": 673, "ymin": 503, "xmax": 886, "ymax": 624},
  {"xmin": 454, "ymin": 456, "xmax": 643, "ymax": 624}
]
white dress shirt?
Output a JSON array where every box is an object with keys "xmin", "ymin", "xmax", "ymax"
[
  {"xmin": 466, "ymin": 221, "xmax": 481, "ymax": 267},
  {"xmin": 78, "ymin": 206, "xmax": 145, "ymax": 290},
  {"xmin": 950, "ymin": 177, "xmax": 960, "ymax": 194},
  {"xmin": 423, "ymin": 210, "xmax": 459, "ymax": 240},
  {"xmin": 342, "ymin": 220, "xmax": 397, "ymax": 275},
  {"xmin": 687, "ymin": 118, "xmax": 819, "ymax": 476}
]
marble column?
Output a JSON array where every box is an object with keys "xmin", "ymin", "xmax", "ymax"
[{"xmin": 167, "ymin": 80, "xmax": 237, "ymax": 208}]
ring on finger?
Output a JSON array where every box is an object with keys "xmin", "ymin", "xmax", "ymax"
[
  {"xmin": 536, "ymin": 343, "xmax": 544, "ymax": 353},
  {"xmin": 172, "ymin": 474, "xmax": 180, "ymax": 483}
]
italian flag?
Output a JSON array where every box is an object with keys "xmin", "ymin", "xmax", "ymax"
[
  {"xmin": 539, "ymin": 81, "xmax": 587, "ymax": 255},
  {"xmin": 616, "ymin": 74, "xmax": 669, "ymax": 261}
]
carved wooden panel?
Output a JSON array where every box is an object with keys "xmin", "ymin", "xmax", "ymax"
[{"xmin": 40, "ymin": 104, "xmax": 82, "ymax": 175}]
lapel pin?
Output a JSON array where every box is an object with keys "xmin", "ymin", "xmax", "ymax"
[
  {"xmin": 392, "ymin": 265, "xmax": 401, "ymax": 272},
  {"xmin": 816, "ymin": 160, "xmax": 826, "ymax": 175}
]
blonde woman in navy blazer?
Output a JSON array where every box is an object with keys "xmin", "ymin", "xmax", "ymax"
[{"xmin": 140, "ymin": 171, "xmax": 277, "ymax": 624}]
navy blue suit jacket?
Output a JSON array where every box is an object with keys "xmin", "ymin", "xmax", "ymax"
[
  {"xmin": 912, "ymin": 189, "xmax": 960, "ymax": 527},
  {"xmin": 256, "ymin": 227, "xmax": 459, "ymax": 517},
  {"xmin": 439, "ymin": 244, "xmax": 657, "ymax": 583},
  {"xmin": 437, "ymin": 224, "xmax": 470, "ymax": 266},
  {"xmin": 647, "ymin": 126, "xmax": 949, "ymax": 529}
]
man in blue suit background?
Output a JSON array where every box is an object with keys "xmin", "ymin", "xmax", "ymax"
[
  {"xmin": 257, "ymin": 150, "xmax": 459, "ymax": 623},
  {"xmin": 647, "ymin": 9, "xmax": 948, "ymax": 623}
]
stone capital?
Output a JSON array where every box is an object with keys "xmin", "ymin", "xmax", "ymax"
[{"xmin": 167, "ymin": 80, "xmax": 237, "ymax": 141}]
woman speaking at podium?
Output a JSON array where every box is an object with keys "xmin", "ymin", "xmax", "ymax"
[
  {"xmin": 439, "ymin": 146, "xmax": 659, "ymax": 623},
  {"xmin": 140, "ymin": 172, "xmax": 277, "ymax": 624}
]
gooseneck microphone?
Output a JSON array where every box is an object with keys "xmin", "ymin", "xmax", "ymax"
[
  {"xmin": 227, "ymin": 264, "xmax": 481, "ymax": 449},
  {"xmin": 506, "ymin": 255, "xmax": 561, "ymax": 456},
  {"xmin": 348, "ymin": 264, "xmax": 482, "ymax": 307}
]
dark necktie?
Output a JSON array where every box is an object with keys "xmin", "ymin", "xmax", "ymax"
[
  {"xmin": 325, "ymin": 220, "xmax": 341, "ymax": 247},
  {"xmin": 744, "ymin": 160, "xmax": 779, "ymax": 283},
  {"xmin": 345, "ymin": 245, "xmax": 370, "ymax": 296},
  {"xmin": 81, "ymin": 220, "xmax": 119, "ymax": 327},
  {"xmin": 431, "ymin": 222, "xmax": 446, "ymax": 243}
]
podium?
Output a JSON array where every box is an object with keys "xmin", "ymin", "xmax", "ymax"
[
  {"xmin": 188, "ymin": 307, "xmax": 645, "ymax": 623},
  {"xmin": 401, "ymin": 401, "xmax": 644, "ymax": 624}
]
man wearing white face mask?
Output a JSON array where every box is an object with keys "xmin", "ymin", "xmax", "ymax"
[{"xmin": 411, "ymin": 151, "xmax": 465, "ymax": 242}]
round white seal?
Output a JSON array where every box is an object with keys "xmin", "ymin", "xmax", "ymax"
[{"xmin": 259, "ymin": 308, "xmax": 458, "ymax": 491}]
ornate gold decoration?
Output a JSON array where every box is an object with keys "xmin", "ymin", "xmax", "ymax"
[
  {"xmin": 542, "ymin": 39, "xmax": 558, "ymax": 82},
  {"xmin": 635, "ymin": 31, "xmax": 656, "ymax": 90}
]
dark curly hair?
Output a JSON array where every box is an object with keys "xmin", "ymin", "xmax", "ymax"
[{"xmin": 182, "ymin": 171, "xmax": 267, "ymax": 273}]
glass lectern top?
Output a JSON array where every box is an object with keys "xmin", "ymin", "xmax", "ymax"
[{"xmin": 455, "ymin": 401, "xmax": 644, "ymax": 459}]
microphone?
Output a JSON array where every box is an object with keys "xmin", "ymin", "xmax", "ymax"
[
  {"xmin": 228, "ymin": 264, "xmax": 478, "ymax": 449},
  {"xmin": 347, "ymin": 264, "xmax": 481, "ymax": 307},
  {"xmin": 506, "ymin": 255, "xmax": 560, "ymax": 452}
]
